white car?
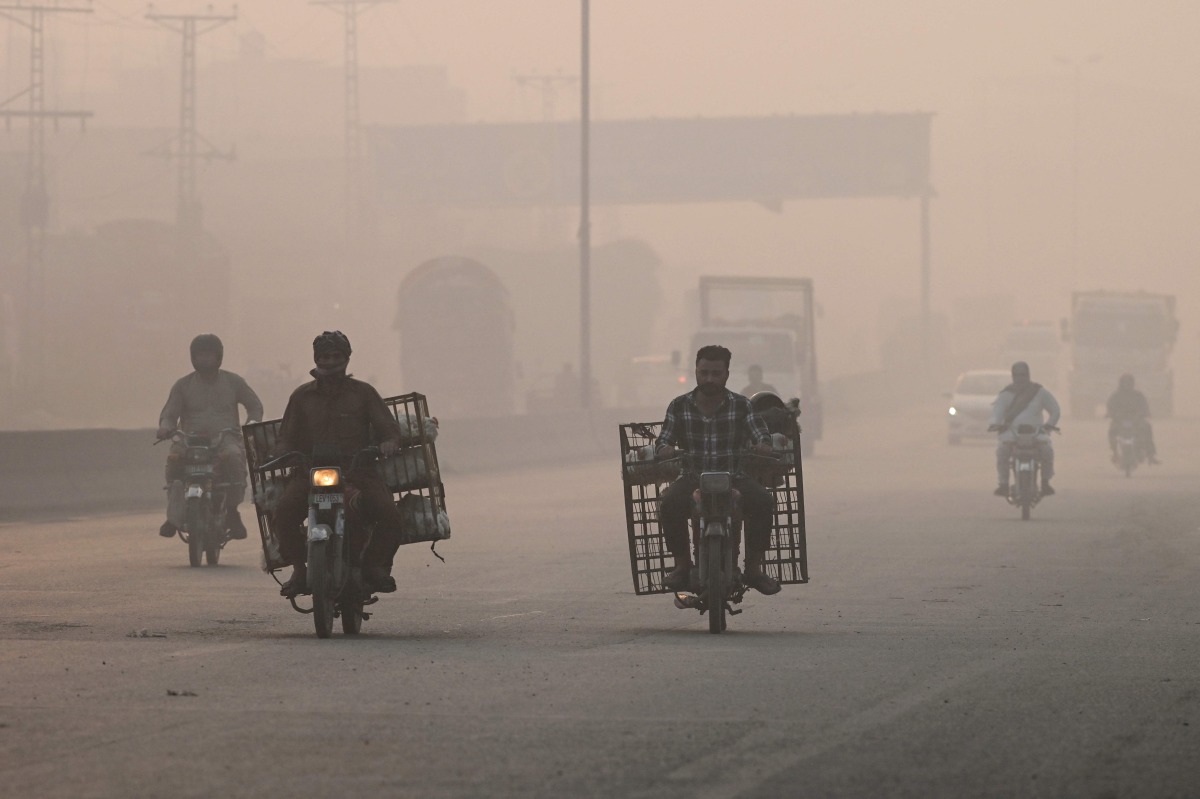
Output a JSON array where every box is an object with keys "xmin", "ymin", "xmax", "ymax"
[{"xmin": 946, "ymin": 369, "xmax": 1011, "ymax": 444}]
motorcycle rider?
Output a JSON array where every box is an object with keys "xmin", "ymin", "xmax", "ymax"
[
  {"xmin": 157, "ymin": 334, "xmax": 263, "ymax": 540},
  {"xmin": 740, "ymin": 364, "xmax": 777, "ymax": 397},
  {"xmin": 654, "ymin": 345, "xmax": 781, "ymax": 596},
  {"xmin": 990, "ymin": 361, "xmax": 1061, "ymax": 497},
  {"xmin": 272, "ymin": 331, "xmax": 405, "ymax": 598},
  {"xmin": 1106, "ymin": 373, "xmax": 1159, "ymax": 465}
]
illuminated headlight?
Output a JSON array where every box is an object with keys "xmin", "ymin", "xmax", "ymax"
[
  {"xmin": 310, "ymin": 468, "xmax": 341, "ymax": 488},
  {"xmin": 699, "ymin": 472, "xmax": 732, "ymax": 494},
  {"xmin": 948, "ymin": 407, "xmax": 957, "ymax": 416}
]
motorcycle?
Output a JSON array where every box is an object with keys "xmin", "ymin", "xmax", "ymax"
[
  {"xmin": 1112, "ymin": 418, "xmax": 1144, "ymax": 478},
  {"xmin": 991, "ymin": 423, "xmax": 1058, "ymax": 520},
  {"xmin": 257, "ymin": 446, "xmax": 382, "ymax": 639},
  {"xmin": 165, "ymin": 428, "xmax": 239, "ymax": 567},
  {"xmin": 670, "ymin": 452, "xmax": 782, "ymax": 634}
]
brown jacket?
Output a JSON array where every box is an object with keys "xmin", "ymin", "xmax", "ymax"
[{"xmin": 276, "ymin": 373, "xmax": 402, "ymax": 460}]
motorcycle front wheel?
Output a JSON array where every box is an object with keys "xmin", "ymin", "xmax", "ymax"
[
  {"xmin": 706, "ymin": 537, "xmax": 726, "ymax": 634},
  {"xmin": 185, "ymin": 499, "xmax": 205, "ymax": 567},
  {"xmin": 1017, "ymin": 470, "xmax": 1033, "ymax": 520},
  {"xmin": 309, "ymin": 541, "xmax": 335, "ymax": 639}
]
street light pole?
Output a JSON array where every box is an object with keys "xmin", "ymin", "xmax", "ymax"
[
  {"xmin": 579, "ymin": 0, "xmax": 592, "ymax": 408},
  {"xmin": 1055, "ymin": 53, "xmax": 1102, "ymax": 289}
]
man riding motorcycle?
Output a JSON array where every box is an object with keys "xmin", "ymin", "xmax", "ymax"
[
  {"xmin": 654, "ymin": 344, "xmax": 781, "ymax": 596},
  {"xmin": 1106, "ymin": 373, "xmax": 1160, "ymax": 465},
  {"xmin": 990, "ymin": 361, "xmax": 1061, "ymax": 497},
  {"xmin": 157, "ymin": 334, "xmax": 263, "ymax": 539},
  {"xmin": 271, "ymin": 331, "xmax": 405, "ymax": 598}
]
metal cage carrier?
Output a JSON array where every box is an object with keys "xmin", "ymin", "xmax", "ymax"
[
  {"xmin": 243, "ymin": 392, "xmax": 450, "ymax": 572},
  {"xmin": 618, "ymin": 421, "xmax": 808, "ymax": 596}
]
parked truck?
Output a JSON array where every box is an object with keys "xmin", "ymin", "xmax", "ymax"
[
  {"xmin": 1065, "ymin": 291, "xmax": 1178, "ymax": 418},
  {"xmin": 693, "ymin": 275, "xmax": 822, "ymax": 453}
]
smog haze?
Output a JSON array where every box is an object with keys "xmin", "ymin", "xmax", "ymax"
[{"xmin": 2, "ymin": 0, "xmax": 1198, "ymax": 428}]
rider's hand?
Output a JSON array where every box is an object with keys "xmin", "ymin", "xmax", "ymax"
[
  {"xmin": 754, "ymin": 440, "xmax": 773, "ymax": 455},
  {"xmin": 156, "ymin": 426, "xmax": 173, "ymax": 441},
  {"xmin": 656, "ymin": 444, "xmax": 676, "ymax": 459},
  {"xmin": 380, "ymin": 439, "xmax": 399, "ymax": 457}
]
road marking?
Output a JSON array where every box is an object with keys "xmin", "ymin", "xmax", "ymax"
[{"xmin": 647, "ymin": 649, "xmax": 1027, "ymax": 799}]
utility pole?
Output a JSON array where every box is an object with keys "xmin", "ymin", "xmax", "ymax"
[
  {"xmin": 312, "ymin": 0, "xmax": 393, "ymax": 299},
  {"xmin": 146, "ymin": 6, "xmax": 237, "ymax": 238},
  {"xmin": 0, "ymin": 1, "xmax": 92, "ymax": 399},
  {"xmin": 579, "ymin": 0, "xmax": 591, "ymax": 408}
]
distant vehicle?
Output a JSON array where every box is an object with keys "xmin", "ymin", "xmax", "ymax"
[
  {"xmin": 693, "ymin": 275, "xmax": 821, "ymax": 454},
  {"xmin": 395, "ymin": 257, "xmax": 517, "ymax": 418},
  {"xmin": 617, "ymin": 352, "xmax": 688, "ymax": 409},
  {"xmin": 1003, "ymin": 321, "xmax": 1062, "ymax": 390},
  {"xmin": 1064, "ymin": 291, "xmax": 1178, "ymax": 418},
  {"xmin": 946, "ymin": 369, "xmax": 1010, "ymax": 445}
]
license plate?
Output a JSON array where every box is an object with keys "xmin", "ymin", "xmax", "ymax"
[
  {"xmin": 185, "ymin": 485, "xmax": 204, "ymax": 498},
  {"xmin": 312, "ymin": 493, "xmax": 343, "ymax": 505},
  {"xmin": 1017, "ymin": 462, "xmax": 1032, "ymax": 471}
]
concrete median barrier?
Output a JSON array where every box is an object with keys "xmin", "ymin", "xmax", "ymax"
[{"xmin": 0, "ymin": 406, "xmax": 663, "ymax": 522}]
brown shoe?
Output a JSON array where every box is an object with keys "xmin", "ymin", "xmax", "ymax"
[{"xmin": 744, "ymin": 568, "xmax": 782, "ymax": 595}]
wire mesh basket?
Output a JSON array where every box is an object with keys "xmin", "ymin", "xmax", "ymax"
[
  {"xmin": 242, "ymin": 391, "xmax": 449, "ymax": 572},
  {"xmin": 618, "ymin": 421, "xmax": 808, "ymax": 595}
]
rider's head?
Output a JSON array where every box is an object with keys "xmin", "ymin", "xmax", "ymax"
[
  {"xmin": 1119, "ymin": 373, "xmax": 1135, "ymax": 390},
  {"xmin": 695, "ymin": 345, "xmax": 731, "ymax": 396},
  {"xmin": 190, "ymin": 334, "xmax": 223, "ymax": 374},
  {"xmin": 312, "ymin": 330, "xmax": 352, "ymax": 375},
  {"xmin": 1011, "ymin": 361, "xmax": 1031, "ymax": 386},
  {"xmin": 747, "ymin": 364, "xmax": 764, "ymax": 383}
]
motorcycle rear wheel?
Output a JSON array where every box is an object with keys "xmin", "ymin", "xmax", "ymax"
[
  {"xmin": 204, "ymin": 539, "xmax": 221, "ymax": 566},
  {"xmin": 341, "ymin": 601, "xmax": 364, "ymax": 635},
  {"xmin": 309, "ymin": 541, "xmax": 335, "ymax": 639}
]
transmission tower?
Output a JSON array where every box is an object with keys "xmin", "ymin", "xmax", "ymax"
[
  {"xmin": 146, "ymin": 6, "xmax": 237, "ymax": 237},
  {"xmin": 312, "ymin": 0, "xmax": 393, "ymax": 272},
  {"xmin": 0, "ymin": 1, "xmax": 93, "ymax": 396},
  {"xmin": 514, "ymin": 70, "xmax": 578, "ymax": 122}
]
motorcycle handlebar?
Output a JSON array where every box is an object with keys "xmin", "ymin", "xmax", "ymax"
[
  {"xmin": 257, "ymin": 446, "xmax": 382, "ymax": 474},
  {"xmin": 989, "ymin": 424, "xmax": 1061, "ymax": 434}
]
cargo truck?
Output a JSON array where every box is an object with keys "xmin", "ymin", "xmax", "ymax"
[{"xmin": 1064, "ymin": 291, "xmax": 1177, "ymax": 418}]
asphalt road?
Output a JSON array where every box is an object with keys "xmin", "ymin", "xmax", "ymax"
[{"xmin": 1, "ymin": 404, "xmax": 1198, "ymax": 798}]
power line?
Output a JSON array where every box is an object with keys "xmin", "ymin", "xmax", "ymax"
[
  {"xmin": 0, "ymin": 1, "xmax": 93, "ymax": 399},
  {"xmin": 145, "ymin": 5, "xmax": 236, "ymax": 235}
]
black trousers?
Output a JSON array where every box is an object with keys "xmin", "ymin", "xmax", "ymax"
[
  {"xmin": 659, "ymin": 474, "xmax": 774, "ymax": 558},
  {"xmin": 272, "ymin": 472, "xmax": 402, "ymax": 569}
]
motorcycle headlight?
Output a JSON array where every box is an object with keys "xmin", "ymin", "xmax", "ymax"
[
  {"xmin": 699, "ymin": 472, "xmax": 732, "ymax": 494},
  {"xmin": 948, "ymin": 406, "xmax": 957, "ymax": 416},
  {"xmin": 310, "ymin": 468, "xmax": 341, "ymax": 488}
]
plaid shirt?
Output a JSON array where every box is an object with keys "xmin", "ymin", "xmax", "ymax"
[{"xmin": 655, "ymin": 388, "xmax": 771, "ymax": 472}]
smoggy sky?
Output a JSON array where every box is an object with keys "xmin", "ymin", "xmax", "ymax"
[{"xmin": 4, "ymin": 1, "xmax": 1200, "ymax": 425}]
